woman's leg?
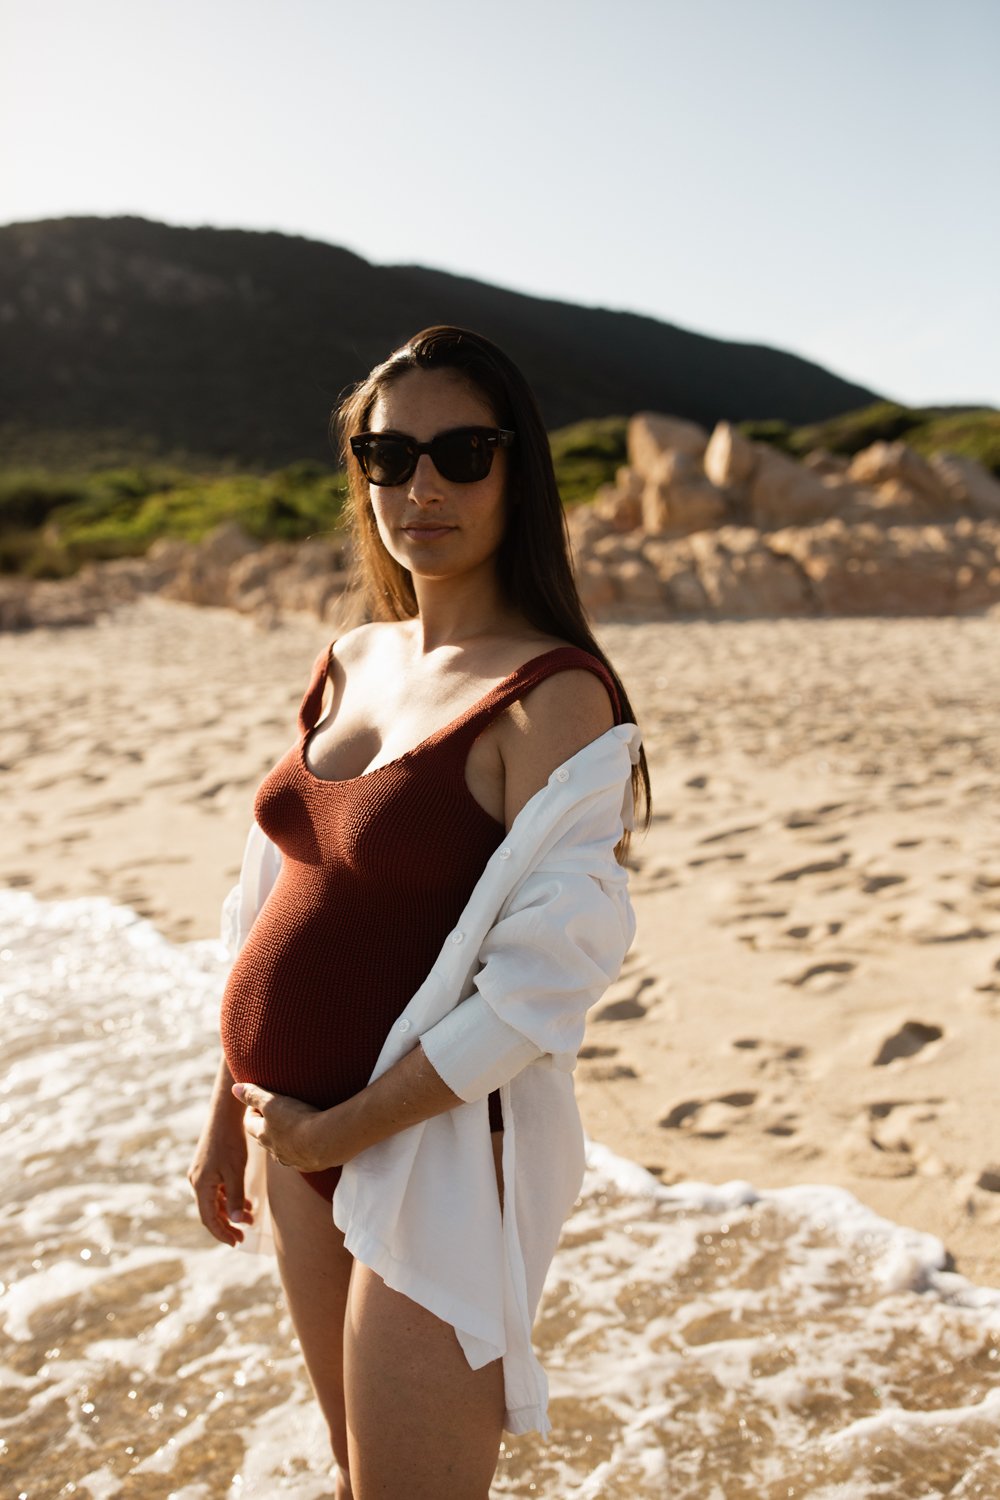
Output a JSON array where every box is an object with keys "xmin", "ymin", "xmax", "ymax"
[
  {"xmin": 342, "ymin": 1132, "xmax": 506, "ymax": 1500},
  {"xmin": 265, "ymin": 1156, "xmax": 356, "ymax": 1497}
]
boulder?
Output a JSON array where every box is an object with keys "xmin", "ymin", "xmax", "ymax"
[
  {"xmin": 615, "ymin": 556, "xmax": 667, "ymax": 612},
  {"xmin": 641, "ymin": 451, "xmax": 728, "ymax": 534},
  {"xmin": 198, "ymin": 520, "xmax": 261, "ymax": 566},
  {"xmin": 589, "ymin": 532, "xmax": 639, "ymax": 569},
  {"xmin": 859, "ymin": 477, "xmax": 951, "ymax": 523},
  {"xmin": 164, "ymin": 524, "xmax": 262, "ymax": 607},
  {"xmin": 703, "ymin": 421, "xmax": 758, "ymax": 489},
  {"xmin": 686, "ymin": 527, "xmax": 815, "ymax": 618},
  {"xmin": 614, "ymin": 465, "xmax": 645, "ymax": 501},
  {"xmin": 929, "ymin": 453, "xmax": 1000, "ymax": 520},
  {"xmin": 575, "ymin": 557, "xmax": 619, "ymax": 612},
  {"xmin": 846, "ymin": 442, "xmax": 952, "ymax": 510},
  {"xmin": 747, "ymin": 445, "xmax": 843, "ymax": 528},
  {"xmin": 566, "ymin": 504, "xmax": 615, "ymax": 557},
  {"xmin": 627, "ymin": 412, "xmax": 709, "ymax": 479},
  {"xmin": 803, "ymin": 448, "xmax": 851, "ymax": 476},
  {"xmin": 763, "ymin": 518, "xmax": 1000, "ymax": 615},
  {"xmin": 593, "ymin": 483, "xmax": 643, "ymax": 532},
  {"xmin": 642, "ymin": 538, "xmax": 709, "ymax": 615}
]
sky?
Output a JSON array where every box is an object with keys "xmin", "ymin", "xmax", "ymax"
[{"xmin": 3, "ymin": 0, "xmax": 998, "ymax": 409}]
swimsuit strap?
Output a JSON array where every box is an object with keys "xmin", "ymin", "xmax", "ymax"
[
  {"xmin": 436, "ymin": 645, "xmax": 623, "ymax": 755},
  {"xmin": 296, "ymin": 641, "xmax": 336, "ymax": 736},
  {"xmin": 295, "ymin": 641, "xmax": 622, "ymax": 742}
]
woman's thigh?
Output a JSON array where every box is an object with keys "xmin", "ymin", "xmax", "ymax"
[
  {"xmin": 265, "ymin": 1158, "xmax": 354, "ymax": 1463},
  {"xmin": 343, "ymin": 1130, "xmax": 507, "ymax": 1499},
  {"xmin": 344, "ymin": 1265, "xmax": 505, "ymax": 1499}
]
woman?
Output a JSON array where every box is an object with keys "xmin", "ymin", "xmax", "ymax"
[{"xmin": 188, "ymin": 325, "xmax": 650, "ymax": 1499}]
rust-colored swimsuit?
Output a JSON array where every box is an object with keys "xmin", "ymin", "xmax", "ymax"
[{"xmin": 220, "ymin": 642, "xmax": 619, "ymax": 1201}]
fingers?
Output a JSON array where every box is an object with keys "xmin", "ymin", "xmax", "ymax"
[
  {"xmin": 192, "ymin": 1179, "xmax": 240, "ymax": 1247},
  {"xmin": 232, "ymin": 1080, "xmax": 271, "ymax": 1112},
  {"xmin": 223, "ymin": 1173, "xmax": 253, "ymax": 1226},
  {"xmin": 188, "ymin": 1169, "xmax": 254, "ymax": 1248}
]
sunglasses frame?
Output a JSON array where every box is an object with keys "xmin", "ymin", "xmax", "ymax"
[{"xmin": 349, "ymin": 425, "xmax": 516, "ymax": 486}]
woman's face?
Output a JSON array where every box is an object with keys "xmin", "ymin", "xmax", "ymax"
[{"xmin": 363, "ymin": 368, "xmax": 509, "ymax": 586}]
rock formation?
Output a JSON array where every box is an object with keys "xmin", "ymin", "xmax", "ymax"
[
  {"xmin": 567, "ymin": 414, "xmax": 1000, "ymax": 619},
  {"xmin": 3, "ymin": 415, "xmax": 999, "ymax": 628}
]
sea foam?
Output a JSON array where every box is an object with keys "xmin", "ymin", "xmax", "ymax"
[{"xmin": 2, "ymin": 889, "xmax": 999, "ymax": 1499}]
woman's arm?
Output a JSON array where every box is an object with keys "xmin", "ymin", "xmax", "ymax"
[
  {"xmin": 233, "ymin": 1042, "xmax": 463, "ymax": 1170},
  {"xmin": 234, "ymin": 670, "xmax": 618, "ymax": 1172}
]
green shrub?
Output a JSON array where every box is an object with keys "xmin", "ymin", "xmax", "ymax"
[
  {"xmin": 906, "ymin": 410, "xmax": 1000, "ymax": 476},
  {"xmin": 735, "ymin": 419, "xmax": 797, "ymax": 455},
  {"xmin": 549, "ymin": 416, "xmax": 628, "ymax": 505},
  {"xmin": 0, "ymin": 457, "xmax": 350, "ymax": 575}
]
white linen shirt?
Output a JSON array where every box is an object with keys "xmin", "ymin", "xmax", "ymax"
[{"xmin": 220, "ymin": 721, "xmax": 642, "ymax": 1438}]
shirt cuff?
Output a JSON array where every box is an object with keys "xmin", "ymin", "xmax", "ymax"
[{"xmin": 419, "ymin": 993, "xmax": 544, "ymax": 1103}]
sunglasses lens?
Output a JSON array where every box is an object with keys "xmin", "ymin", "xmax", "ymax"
[
  {"xmin": 433, "ymin": 430, "xmax": 493, "ymax": 483},
  {"xmin": 361, "ymin": 436, "xmax": 414, "ymax": 486}
]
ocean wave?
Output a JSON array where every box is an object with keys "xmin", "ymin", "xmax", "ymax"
[{"xmin": 2, "ymin": 889, "xmax": 999, "ymax": 1499}]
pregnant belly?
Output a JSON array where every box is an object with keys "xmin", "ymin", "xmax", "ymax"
[{"xmin": 220, "ymin": 909, "xmax": 378, "ymax": 1111}]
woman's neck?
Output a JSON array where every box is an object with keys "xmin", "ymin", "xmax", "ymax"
[{"xmin": 408, "ymin": 566, "xmax": 524, "ymax": 655}]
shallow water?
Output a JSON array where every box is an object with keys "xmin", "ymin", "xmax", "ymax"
[{"xmin": 2, "ymin": 890, "xmax": 999, "ymax": 1499}]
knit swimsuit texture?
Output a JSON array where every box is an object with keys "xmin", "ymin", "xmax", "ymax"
[{"xmin": 220, "ymin": 641, "xmax": 620, "ymax": 1201}]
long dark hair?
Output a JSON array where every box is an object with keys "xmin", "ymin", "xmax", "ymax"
[{"xmin": 329, "ymin": 324, "xmax": 650, "ymax": 855}]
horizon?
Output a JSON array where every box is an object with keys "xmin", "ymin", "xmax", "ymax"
[{"xmin": 3, "ymin": 0, "xmax": 997, "ymax": 408}]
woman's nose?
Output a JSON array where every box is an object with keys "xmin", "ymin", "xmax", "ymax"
[{"xmin": 407, "ymin": 453, "xmax": 444, "ymax": 504}]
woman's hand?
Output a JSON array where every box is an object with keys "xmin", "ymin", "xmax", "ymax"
[
  {"xmin": 188, "ymin": 1107, "xmax": 255, "ymax": 1248},
  {"xmin": 232, "ymin": 1042, "xmax": 468, "ymax": 1174},
  {"xmin": 232, "ymin": 1081, "xmax": 354, "ymax": 1173}
]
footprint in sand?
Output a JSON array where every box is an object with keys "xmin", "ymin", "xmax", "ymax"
[
  {"xmin": 633, "ymin": 860, "xmax": 682, "ymax": 891},
  {"xmin": 872, "ymin": 1021, "xmax": 943, "ymax": 1067},
  {"xmin": 578, "ymin": 1044, "xmax": 619, "ymax": 1060},
  {"xmin": 846, "ymin": 1098, "xmax": 949, "ymax": 1179},
  {"xmin": 860, "ymin": 873, "xmax": 908, "ymax": 894},
  {"xmin": 727, "ymin": 906, "xmax": 790, "ymax": 922},
  {"xmin": 595, "ymin": 975, "xmax": 657, "ymax": 1022},
  {"xmin": 973, "ymin": 955, "xmax": 1000, "ymax": 995},
  {"xmin": 772, "ymin": 853, "xmax": 851, "ymax": 882},
  {"xmin": 783, "ymin": 959, "xmax": 857, "ymax": 988},
  {"xmin": 695, "ymin": 823, "xmax": 762, "ymax": 846},
  {"xmin": 783, "ymin": 802, "xmax": 849, "ymax": 829},
  {"xmin": 587, "ymin": 1063, "xmax": 640, "ymax": 1082},
  {"xmin": 659, "ymin": 1092, "xmax": 757, "ymax": 1137},
  {"xmin": 731, "ymin": 1038, "xmax": 808, "ymax": 1074}
]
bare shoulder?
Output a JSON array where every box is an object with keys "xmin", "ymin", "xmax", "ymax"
[
  {"xmin": 327, "ymin": 620, "xmax": 405, "ymax": 674},
  {"xmin": 496, "ymin": 665, "xmax": 616, "ymax": 825}
]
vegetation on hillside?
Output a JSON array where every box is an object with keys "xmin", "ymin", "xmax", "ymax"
[
  {"xmin": 738, "ymin": 401, "xmax": 1000, "ymax": 475},
  {"xmin": 1, "ymin": 402, "xmax": 996, "ymax": 580},
  {"xmin": 549, "ymin": 416, "xmax": 628, "ymax": 505},
  {"xmin": 0, "ymin": 463, "xmax": 348, "ymax": 578}
]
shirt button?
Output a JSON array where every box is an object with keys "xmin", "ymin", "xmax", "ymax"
[
  {"xmin": 451, "ymin": 930, "xmax": 465, "ymax": 944},
  {"xmin": 498, "ymin": 847, "xmax": 511, "ymax": 859},
  {"xmin": 397, "ymin": 1017, "xmax": 412, "ymax": 1032},
  {"xmin": 556, "ymin": 767, "xmax": 570, "ymax": 782}
]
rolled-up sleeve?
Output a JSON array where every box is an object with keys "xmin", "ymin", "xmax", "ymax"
[{"xmin": 419, "ymin": 864, "xmax": 635, "ymax": 1103}]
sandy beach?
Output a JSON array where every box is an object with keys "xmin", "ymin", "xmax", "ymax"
[{"xmin": 4, "ymin": 594, "xmax": 1000, "ymax": 1290}]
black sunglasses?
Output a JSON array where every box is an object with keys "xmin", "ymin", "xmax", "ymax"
[{"xmin": 350, "ymin": 426, "xmax": 515, "ymax": 487}]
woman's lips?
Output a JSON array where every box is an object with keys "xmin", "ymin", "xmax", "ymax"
[{"xmin": 401, "ymin": 524, "xmax": 456, "ymax": 541}]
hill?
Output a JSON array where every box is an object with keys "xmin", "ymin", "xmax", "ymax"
[{"xmin": 0, "ymin": 214, "xmax": 884, "ymax": 470}]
